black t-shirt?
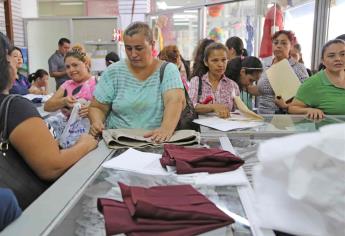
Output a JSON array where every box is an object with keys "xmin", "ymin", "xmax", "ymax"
[{"xmin": 0, "ymin": 94, "xmax": 51, "ymax": 209}]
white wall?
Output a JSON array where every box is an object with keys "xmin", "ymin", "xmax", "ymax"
[{"xmin": 21, "ymin": 0, "xmax": 38, "ymax": 18}]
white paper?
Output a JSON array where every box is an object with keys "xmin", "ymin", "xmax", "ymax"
[
  {"xmin": 22, "ymin": 93, "xmax": 52, "ymax": 102},
  {"xmin": 193, "ymin": 117, "xmax": 263, "ymax": 131},
  {"xmin": 102, "ymin": 148, "xmax": 170, "ymax": 176},
  {"xmin": 266, "ymin": 59, "xmax": 301, "ymax": 101}
]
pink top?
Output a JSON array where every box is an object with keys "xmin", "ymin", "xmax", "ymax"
[
  {"xmin": 61, "ymin": 76, "xmax": 96, "ymax": 101},
  {"xmin": 188, "ymin": 73, "xmax": 240, "ymax": 111}
]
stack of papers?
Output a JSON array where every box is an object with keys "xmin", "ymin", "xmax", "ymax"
[{"xmin": 193, "ymin": 117, "xmax": 263, "ymax": 132}]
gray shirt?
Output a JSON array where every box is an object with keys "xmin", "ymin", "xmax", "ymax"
[
  {"xmin": 48, "ymin": 50, "xmax": 70, "ymax": 89},
  {"xmin": 257, "ymin": 58, "xmax": 309, "ymax": 114}
]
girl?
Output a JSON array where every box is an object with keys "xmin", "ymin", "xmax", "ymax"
[
  {"xmin": 28, "ymin": 69, "xmax": 49, "ymax": 95},
  {"xmin": 188, "ymin": 42, "xmax": 240, "ymax": 118}
]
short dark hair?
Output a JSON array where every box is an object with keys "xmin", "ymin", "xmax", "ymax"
[
  {"xmin": 58, "ymin": 38, "xmax": 71, "ymax": 46},
  {"xmin": 8, "ymin": 46, "xmax": 23, "ymax": 58},
  {"xmin": 105, "ymin": 51, "xmax": 120, "ymax": 65},
  {"xmin": 225, "ymin": 36, "xmax": 244, "ymax": 56},
  {"xmin": 321, "ymin": 39, "xmax": 345, "ymax": 59},
  {"xmin": 0, "ymin": 31, "xmax": 13, "ymax": 53},
  {"xmin": 124, "ymin": 22, "xmax": 153, "ymax": 42},
  {"xmin": 336, "ymin": 34, "xmax": 345, "ymax": 41},
  {"xmin": 272, "ymin": 30, "xmax": 297, "ymax": 45}
]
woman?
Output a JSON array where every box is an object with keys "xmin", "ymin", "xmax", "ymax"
[
  {"xmin": 188, "ymin": 42, "xmax": 240, "ymax": 118},
  {"xmin": 248, "ymin": 30, "xmax": 309, "ymax": 114},
  {"xmin": 158, "ymin": 45, "xmax": 190, "ymax": 90},
  {"xmin": 225, "ymin": 56, "xmax": 263, "ymax": 109},
  {"xmin": 44, "ymin": 45, "xmax": 96, "ymax": 116},
  {"xmin": 28, "ymin": 69, "xmax": 49, "ymax": 95},
  {"xmin": 0, "ymin": 34, "xmax": 97, "ymax": 209},
  {"xmin": 290, "ymin": 43, "xmax": 312, "ymax": 76},
  {"xmin": 8, "ymin": 47, "xmax": 32, "ymax": 95},
  {"xmin": 288, "ymin": 39, "xmax": 345, "ymax": 119},
  {"xmin": 190, "ymin": 38, "xmax": 215, "ymax": 80},
  {"xmin": 225, "ymin": 36, "xmax": 244, "ymax": 61},
  {"xmin": 89, "ymin": 22, "xmax": 185, "ymax": 143}
]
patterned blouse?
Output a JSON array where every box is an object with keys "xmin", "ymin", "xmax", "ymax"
[
  {"xmin": 257, "ymin": 58, "xmax": 309, "ymax": 114},
  {"xmin": 188, "ymin": 73, "xmax": 240, "ymax": 111}
]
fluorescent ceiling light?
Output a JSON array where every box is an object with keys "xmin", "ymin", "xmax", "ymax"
[
  {"xmin": 174, "ymin": 23, "xmax": 189, "ymax": 26},
  {"xmin": 173, "ymin": 14, "xmax": 197, "ymax": 19},
  {"xmin": 183, "ymin": 10, "xmax": 198, "ymax": 13},
  {"xmin": 157, "ymin": 1, "xmax": 182, "ymax": 10},
  {"xmin": 59, "ymin": 2, "xmax": 83, "ymax": 6}
]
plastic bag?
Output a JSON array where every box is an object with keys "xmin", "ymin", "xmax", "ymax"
[{"xmin": 59, "ymin": 102, "xmax": 90, "ymax": 149}]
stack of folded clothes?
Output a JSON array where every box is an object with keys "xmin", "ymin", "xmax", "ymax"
[
  {"xmin": 98, "ymin": 182, "xmax": 234, "ymax": 236},
  {"xmin": 160, "ymin": 144, "xmax": 244, "ymax": 174}
]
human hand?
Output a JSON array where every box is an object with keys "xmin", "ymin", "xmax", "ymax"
[
  {"xmin": 306, "ymin": 108, "xmax": 324, "ymax": 120},
  {"xmin": 78, "ymin": 105, "xmax": 89, "ymax": 118},
  {"xmin": 77, "ymin": 133, "xmax": 98, "ymax": 152},
  {"xmin": 212, "ymin": 104, "xmax": 230, "ymax": 118},
  {"xmin": 274, "ymin": 96, "xmax": 289, "ymax": 109},
  {"xmin": 63, "ymin": 96, "xmax": 77, "ymax": 108},
  {"xmin": 89, "ymin": 121, "xmax": 105, "ymax": 137},
  {"xmin": 144, "ymin": 127, "xmax": 174, "ymax": 143}
]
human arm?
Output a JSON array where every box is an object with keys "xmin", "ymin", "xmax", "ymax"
[
  {"xmin": 195, "ymin": 103, "xmax": 230, "ymax": 118},
  {"xmin": 288, "ymin": 98, "xmax": 325, "ymax": 119},
  {"xmin": 9, "ymin": 117, "xmax": 98, "ymax": 181},
  {"xmin": 144, "ymin": 89, "xmax": 185, "ymax": 143},
  {"xmin": 44, "ymin": 87, "xmax": 77, "ymax": 112},
  {"xmin": 88, "ymin": 98, "xmax": 111, "ymax": 137}
]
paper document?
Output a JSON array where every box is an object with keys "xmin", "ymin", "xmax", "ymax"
[
  {"xmin": 233, "ymin": 96, "xmax": 263, "ymax": 120},
  {"xmin": 102, "ymin": 148, "xmax": 169, "ymax": 175},
  {"xmin": 193, "ymin": 117, "xmax": 263, "ymax": 132},
  {"xmin": 266, "ymin": 59, "xmax": 301, "ymax": 101}
]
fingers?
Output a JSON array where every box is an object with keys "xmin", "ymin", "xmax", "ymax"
[{"xmin": 143, "ymin": 131, "xmax": 153, "ymax": 138}]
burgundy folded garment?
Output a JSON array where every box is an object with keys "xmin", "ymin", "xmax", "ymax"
[
  {"xmin": 160, "ymin": 144, "xmax": 244, "ymax": 174},
  {"xmin": 97, "ymin": 183, "xmax": 234, "ymax": 236}
]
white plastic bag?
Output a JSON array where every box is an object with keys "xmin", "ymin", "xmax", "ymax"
[
  {"xmin": 253, "ymin": 123, "xmax": 345, "ymax": 236},
  {"xmin": 59, "ymin": 102, "xmax": 90, "ymax": 149}
]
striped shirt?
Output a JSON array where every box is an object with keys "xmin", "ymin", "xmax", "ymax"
[
  {"xmin": 257, "ymin": 58, "xmax": 309, "ymax": 114},
  {"xmin": 94, "ymin": 60, "xmax": 183, "ymax": 129}
]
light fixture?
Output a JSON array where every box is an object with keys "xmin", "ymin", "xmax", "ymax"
[{"xmin": 59, "ymin": 2, "xmax": 84, "ymax": 6}]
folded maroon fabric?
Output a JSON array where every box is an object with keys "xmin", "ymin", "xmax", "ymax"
[
  {"xmin": 160, "ymin": 144, "xmax": 244, "ymax": 174},
  {"xmin": 97, "ymin": 183, "xmax": 234, "ymax": 236}
]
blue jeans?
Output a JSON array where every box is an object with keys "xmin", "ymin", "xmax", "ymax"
[{"xmin": 0, "ymin": 188, "xmax": 22, "ymax": 231}]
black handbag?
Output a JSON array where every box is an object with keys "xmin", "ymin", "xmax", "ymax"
[
  {"xmin": 0, "ymin": 95, "xmax": 50, "ymax": 209},
  {"xmin": 159, "ymin": 62, "xmax": 200, "ymax": 131}
]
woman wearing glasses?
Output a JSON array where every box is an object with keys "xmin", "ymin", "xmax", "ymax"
[{"xmin": 248, "ymin": 30, "xmax": 309, "ymax": 114}]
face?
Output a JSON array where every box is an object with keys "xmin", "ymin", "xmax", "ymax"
[
  {"xmin": 272, "ymin": 33, "xmax": 291, "ymax": 60},
  {"xmin": 290, "ymin": 47, "xmax": 300, "ymax": 62},
  {"xmin": 65, "ymin": 57, "xmax": 89, "ymax": 83},
  {"xmin": 240, "ymin": 70, "xmax": 262, "ymax": 88},
  {"xmin": 124, "ymin": 32, "xmax": 153, "ymax": 68},
  {"xmin": 10, "ymin": 49, "xmax": 23, "ymax": 69},
  {"xmin": 322, "ymin": 43, "xmax": 345, "ymax": 73},
  {"xmin": 36, "ymin": 74, "xmax": 48, "ymax": 87},
  {"xmin": 59, "ymin": 42, "xmax": 70, "ymax": 55},
  {"xmin": 204, "ymin": 49, "xmax": 228, "ymax": 77}
]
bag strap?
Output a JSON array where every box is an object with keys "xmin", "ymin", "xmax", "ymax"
[
  {"xmin": 0, "ymin": 94, "xmax": 20, "ymax": 156},
  {"xmin": 197, "ymin": 76, "xmax": 202, "ymax": 103},
  {"xmin": 159, "ymin": 61, "xmax": 169, "ymax": 84}
]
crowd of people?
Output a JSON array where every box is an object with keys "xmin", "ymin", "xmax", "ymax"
[{"xmin": 0, "ymin": 20, "xmax": 344, "ymax": 231}]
